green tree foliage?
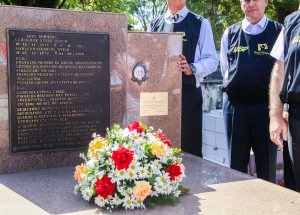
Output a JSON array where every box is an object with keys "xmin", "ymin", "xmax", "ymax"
[
  {"xmin": 63, "ymin": 0, "xmax": 136, "ymax": 29},
  {"xmin": 1, "ymin": 0, "xmax": 298, "ymax": 47},
  {"xmin": 127, "ymin": 0, "xmax": 167, "ymax": 31},
  {"xmin": 189, "ymin": 0, "xmax": 299, "ymax": 49},
  {"xmin": 63, "ymin": 0, "xmax": 167, "ymax": 31},
  {"xmin": 0, "ymin": 0, "xmax": 66, "ymax": 8},
  {"xmin": 188, "ymin": 0, "xmax": 227, "ymax": 49},
  {"xmin": 269, "ymin": 0, "xmax": 299, "ymax": 23},
  {"xmin": 63, "ymin": 0, "xmax": 127, "ymax": 13}
]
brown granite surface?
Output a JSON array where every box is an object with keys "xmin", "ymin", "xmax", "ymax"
[
  {"xmin": 126, "ymin": 32, "xmax": 182, "ymax": 148},
  {"xmin": 0, "ymin": 6, "xmax": 127, "ymax": 173},
  {"xmin": 199, "ymin": 179, "xmax": 300, "ymax": 215},
  {"xmin": 0, "ymin": 153, "xmax": 299, "ymax": 215}
]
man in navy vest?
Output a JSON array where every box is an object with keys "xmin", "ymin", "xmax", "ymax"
[
  {"xmin": 148, "ymin": 0, "xmax": 218, "ymax": 157},
  {"xmin": 269, "ymin": 5, "xmax": 300, "ymax": 191},
  {"xmin": 220, "ymin": 0, "xmax": 282, "ymax": 182}
]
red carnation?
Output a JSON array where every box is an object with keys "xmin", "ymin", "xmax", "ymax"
[
  {"xmin": 127, "ymin": 121, "xmax": 144, "ymax": 134},
  {"xmin": 157, "ymin": 133, "xmax": 172, "ymax": 147},
  {"xmin": 157, "ymin": 133, "xmax": 167, "ymax": 140},
  {"xmin": 111, "ymin": 146, "xmax": 134, "ymax": 170},
  {"xmin": 166, "ymin": 163, "xmax": 182, "ymax": 180},
  {"xmin": 94, "ymin": 175, "xmax": 115, "ymax": 199},
  {"xmin": 164, "ymin": 139, "xmax": 172, "ymax": 147}
]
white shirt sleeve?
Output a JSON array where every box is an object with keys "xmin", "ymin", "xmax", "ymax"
[
  {"xmin": 193, "ymin": 18, "xmax": 219, "ymax": 87},
  {"xmin": 270, "ymin": 28, "xmax": 284, "ymax": 62},
  {"xmin": 220, "ymin": 28, "xmax": 229, "ymax": 82}
]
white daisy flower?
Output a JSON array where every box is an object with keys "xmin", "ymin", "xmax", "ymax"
[
  {"xmin": 117, "ymin": 169, "xmax": 126, "ymax": 180},
  {"xmin": 126, "ymin": 169, "xmax": 138, "ymax": 180},
  {"xmin": 131, "ymin": 130, "xmax": 139, "ymax": 139},
  {"xmin": 81, "ymin": 187, "xmax": 94, "ymax": 201},
  {"xmin": 150, "ymin": 165, "xmax": 162, "ymax": 176},
  {"xmin": 125, "ymin": 144, "xmax": 134, "ymax": 151},
  {"xmin": 135, "ymin": 199, "xmax": 145, "ymax": 209},
  {"xmin": 154, "ymin": 182, "xmax": 165, "ymax": 194},
  {"xmin": 94, "ymin": 170, "xmax": 105, "ymax": 179},
  {"xmin": 117, "ymin": 186, "xmax": 127, "ymax": 197},
  {"xmin": 121, "ymin": 128, "xmax": 131, "ymax": 138},
  {"xmin": 86, "ymin": 159, "xmax": 98, "ymax": 169},
  {"xmin": 138, "ymin": 167, "xmax": 148, "ymax": 179},
  {"xmin": 129, "ymin": 161, "xmax": 140, "ymax": 173},
  {"xmin": 146, "ymin": 133, "xmax": 157, "ymax": 142},
  {"xmin": 156, "ymin": 174, "xmax": 170, "ymax": 185},
  {"xmin": 111, "ymin": 194, "xmax": 123, "ymax": 205},
  {"xmin": 164, "ymin": 185, "xmax": 172, "ymax": 195},
  {"xmin": 107, "ymin": 170, "xmax": 119, "ymax": 183},
  {"xmin": 95, "ymin": 196, "xmax": 107, "ymax": 207},
  {"xmin": 123, "ymin": 196, "xmax": 135, "ymax": 210}
]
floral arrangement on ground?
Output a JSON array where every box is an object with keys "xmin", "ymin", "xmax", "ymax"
[{"xmin": 74, "ymin": 121, "xmax": 189, "ymax": 210}]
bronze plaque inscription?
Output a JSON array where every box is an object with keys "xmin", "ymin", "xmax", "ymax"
[{"xmin": 8, "ymin": 29, "xmax": 110, "ymax": 153}]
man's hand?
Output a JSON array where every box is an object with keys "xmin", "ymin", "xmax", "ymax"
[
  {"xmin": 177, "ymin": 54, "xmax": 192, "ymax": 75},
  {"xmin": 269, "ymin": 116, "xmax": 288, "ymax": 148}
]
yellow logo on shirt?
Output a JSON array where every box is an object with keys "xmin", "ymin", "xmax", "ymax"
[
  {"xmin": 257, "ymin": 43, "xmax": 268, "ymax": 51},
  {"xmin": 177, "ymin": 32, "xmax": 187, "ymax": 42},
  {"xmin": 292, "ymin": 35, "xmax": 300, "ymax": 44},
  {"xmin": 233, "ymin": 46, "xmax": 248, "ymax": 53},
  {"xmin": 254, "ymin": 43, "xmax": 269, "ymax": 55}
]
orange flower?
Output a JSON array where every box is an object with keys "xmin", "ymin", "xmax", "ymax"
[
  {"xmin": 74, "ymin": 163, "xmax": 87, "ymax": 182},
  {"xmin": 180, "ymin": 164, "xmax": 185, "ymax": 173},
  {"xmin": 151, "ymin": 141, "xmax": 167, "ymax": 157},
  {"xmin": 132, "ymin": 181, "xmax": 152, "ymax": 201},
  {"xmin": 88, "ymin": 137, "xmax": 107, "ymax": 158}
]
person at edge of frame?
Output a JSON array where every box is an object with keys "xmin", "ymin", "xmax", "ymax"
[
  {"xmin": 147, "ymin": 0, "xmax": 218, "ymax": 157},
  {"xmin": 220, "ymin": 0, "xmax": 282, "ymax": 182},
  {"xmin": 269, "ymin": 4, "xmax": 300, "ymax": 191}
]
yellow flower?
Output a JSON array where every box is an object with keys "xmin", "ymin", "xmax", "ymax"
[
  {"xmin": 74, "ymin": 163, "xmax": 87, "ymax": 182},
  {"xmin": 132, "ymin": 181, "xmax": 152, "ymax": 201},
  {"xmin": 88, "ymin": 137, "xmax": 107, "ymax": 158},
  {"xmin": 151, "ymin": 141, "xmax": 167, "ymax": 157}
]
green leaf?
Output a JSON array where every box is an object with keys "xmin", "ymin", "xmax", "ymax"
[
  {"xmin": 167, "ymin": 159, "xmax": 174, "ymax": 166},
  {"xmin": 178, "ymin": 185, "xmax": 190, "ymax": 195},
  {"xmin": 172, "ymin": 148, "xmax": 181, "ymax": 154},
  {"xmin": 144, "ymin": 144, "xmax": 152, "ymax": 154},
  {"xmin": 144, "ymin": 194, "xmax": 180, "ymax": 208},
  {"xmin": 148, "ymin": 174, "xmax": 158, "ymax": 185}
]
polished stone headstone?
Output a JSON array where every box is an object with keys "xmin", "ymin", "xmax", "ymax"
[
  {"xmin": 0, "ymin": 6, "xmax": 127, "ymax": 173},
  {"xmin": 126, "ymin": 32, "xmax": 182, "ymax": 147},
  {"xmin": 0, "ymin": 6, "xmax": 184, "ymax": 174}
]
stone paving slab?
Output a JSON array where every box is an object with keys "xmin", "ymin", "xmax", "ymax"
[{"xmin": 0, "ymin": 153, "xmax": 299, "ymax": 215}]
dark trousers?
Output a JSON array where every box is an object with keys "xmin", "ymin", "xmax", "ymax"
[
  {"xmin": 288, "ymin": 105, "xmax": 300, "ymax": 192},
  {"xmin": 223, "ymin": 96, "xmax": 277, "ymax": 182},
  {"xmin": 181, "ymin": 87, "xmax": 203, "ymax": 157},
  {"xmin": 283, "ymin": 140, "xmax": 297, "ymax": 190}
]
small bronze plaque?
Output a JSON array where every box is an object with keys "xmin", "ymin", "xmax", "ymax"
[{"xmin": 8, "ymin": 29, "xmax": 110, "ymax": 153}]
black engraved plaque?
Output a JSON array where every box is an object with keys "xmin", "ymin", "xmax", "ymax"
[{"xmin": 8, "ymin": 29, "xmax": 110, "ymax": 153}]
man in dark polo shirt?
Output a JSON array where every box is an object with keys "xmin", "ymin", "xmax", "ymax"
[
  {"xmin": 269, "ymin": 6, "xmax": 300, "ymax": 192},
  {"xmin": 220, "ymin": 0, "xmax": 282, "ymax": 182},
  {"xmin": 148, "ymin": 0, "xmax": 218, "ymax": 157}
]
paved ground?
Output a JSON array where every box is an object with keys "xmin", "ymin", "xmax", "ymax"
[{"xmin": 0, "ymin": 153, "xmax": 299, "ymax": 215}]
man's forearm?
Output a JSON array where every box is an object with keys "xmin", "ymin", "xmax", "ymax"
[{"xmin": 269, "ymin": 60, "xmax": 284, "ymax": 119}]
